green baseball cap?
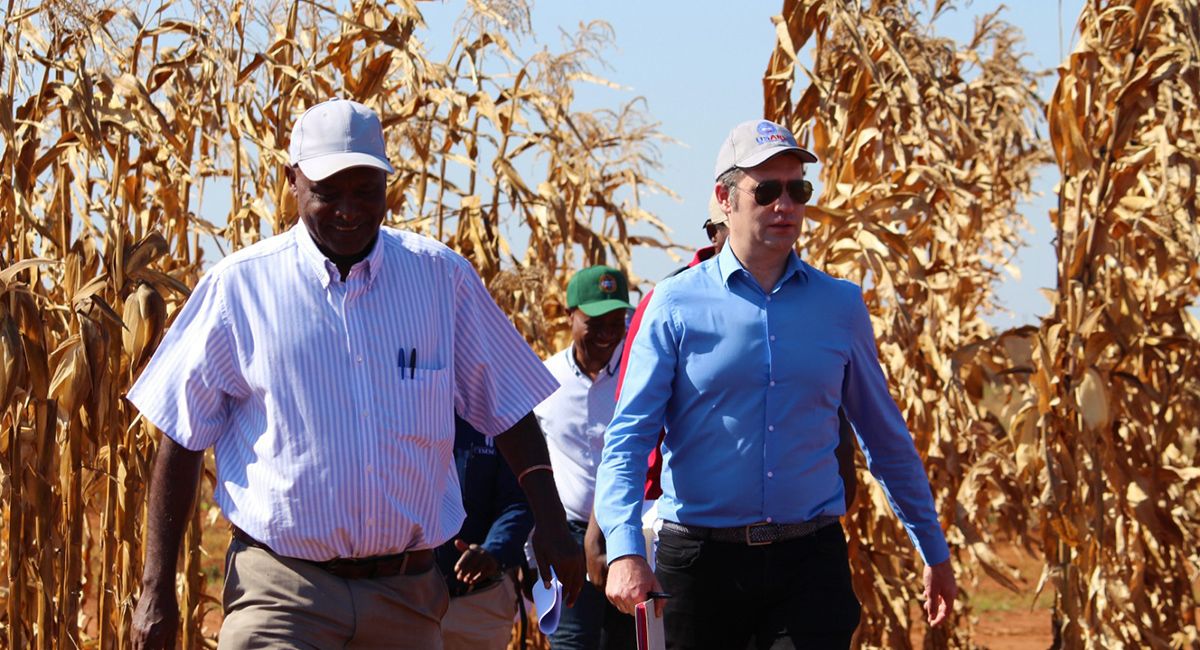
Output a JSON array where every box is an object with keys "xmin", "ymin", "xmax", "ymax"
[{"xmin": 566, "ymin": 265, "xmax": 635, "ymax": 317}]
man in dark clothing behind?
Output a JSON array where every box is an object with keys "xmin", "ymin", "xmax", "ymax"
[{"xmin": 437, "ymin": 415, "xmax": 535, "ymax": 649}]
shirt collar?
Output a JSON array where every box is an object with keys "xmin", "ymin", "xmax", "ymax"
[
  {"xmin": 293, "ymin": 223, "xmax": 336, "ymax": 288},
  {"xmin": 360, "ymin": 229, "xmax": 386, "ymax": 286},
  {"xmin": 565, "ymin": 340, "xmax": 624, "ymax": 380},
  {"xmin": 292, "ymin": 222, "xmax": 386, "ymax": 289},
  {"xmin": 715, "ymin": 243, "xmax": 809, "ymax": 290}
]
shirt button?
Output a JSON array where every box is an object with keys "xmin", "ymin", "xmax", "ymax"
[
  {"xmin": 768, "ymin": 425, "xmax": 775, "ymax": 431},
  {"xmin": 365, "ymin": 519, "xmax": 375, "ymax": 527},
  {"xmin": 365, "ymin": 465, "xmax": 374, "ymax": 473},
  {"xmin": 356, "ymin": 355, "xmax": 363, "ymax": 364},
  {"xmin": 767, "ymin": 471, "xmax": 774, "ymax": 478},
  {"xmin": 361, "ymin": 410, "xmax": 369, "ymax": 418},
  {"xmin": 766, "ymin": 296, "xmax": 772, "ymax": 302},
  {"xmin": 769, "ymin": 381, "xmax": 776, "ymax": 387},
  {"xmin": 766, "ymin": 517, "xmax": 774, "ymax": 523},
  {"xmin": 770, "ymin": 335, "xmax": 776, "ymax": 341}
]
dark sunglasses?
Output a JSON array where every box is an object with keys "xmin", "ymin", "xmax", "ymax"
[{"xmin": 736, "ymin": 179, "xmax": 813, "ymax": 206}]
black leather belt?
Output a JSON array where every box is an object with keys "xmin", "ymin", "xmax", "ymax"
[
  {"xmin": 661, "ymin": 516, "xmax": 840, "ymax": 546},
  {"xmin": 231, "ymin": 526, "xmax": 434, "ymax": 579}
]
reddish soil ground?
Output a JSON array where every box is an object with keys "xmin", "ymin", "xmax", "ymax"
[
  {"xmin": 966, "ymin": 546, "xmax": 1055, "ymax": 650},
  {"xmin": 912, "ymin": 542, "xmax": 1055, "ymax": 650},
  {"xmin": 972, "ymin": 609, "xmax": 1054, "ymax": 650}
]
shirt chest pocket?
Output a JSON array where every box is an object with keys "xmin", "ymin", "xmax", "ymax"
[{"xmin": 378, "ymin": 366, "xmax": 453, "ymax": 443}]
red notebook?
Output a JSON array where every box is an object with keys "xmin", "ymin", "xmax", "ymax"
[{"xmin": 634, "ymin": 599, "xmax": 666, "ymax": 650}]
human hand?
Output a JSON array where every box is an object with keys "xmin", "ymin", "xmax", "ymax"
[
  {"xmin": 606, "ymin": 555, "xmax": 664, "ymax": 617},
  {"xmin": 131, "ymin": 583, "xmax": 179, "ymax": 650},
  {"xmin": 530, "ymin": 519, "xmax": 585, "ymax": 607},
  {"xmin": 923, "ymin": 560, "xmax": 957, "ymax": 626},
  {"xmin": 453, "ymin": 539, "xmax": 500, "ymax": 584},
  {"xmin": 584, "ymin": 516, "xmax": 608, "ymax": 589}
]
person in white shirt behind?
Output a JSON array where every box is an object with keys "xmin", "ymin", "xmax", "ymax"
[{"xmin": 533, "ymin": 265, "xmax": 638, "ymax": 650}]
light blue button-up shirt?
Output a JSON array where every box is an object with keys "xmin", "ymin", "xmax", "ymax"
[{"xmin": 595, "ymin": 244, "xmax": 950, "ymax": 566}]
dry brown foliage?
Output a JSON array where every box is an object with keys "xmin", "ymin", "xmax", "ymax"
[
  {"xmin": 0, "ymin": 0, "xmax": 670, "ymax": 647},
  {"xmin": 958, "ymin": 0, "xmax": 1200, "ymax": 647},
  {"xmin": 768, "ymin": 0, "xmax": 1200, "ymax": 648}
]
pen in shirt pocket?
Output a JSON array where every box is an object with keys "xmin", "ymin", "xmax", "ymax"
[{"xmin": 397, "ymin": 347, "xmax": 419, "ymax": 379}]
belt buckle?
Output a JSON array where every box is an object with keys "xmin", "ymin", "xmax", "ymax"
[{"xmin": 745, "ymin": 522, "xmax": 773, "ymax": 546}]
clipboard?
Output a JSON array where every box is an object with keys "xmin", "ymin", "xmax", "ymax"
[{"xmin": 634, "ymin": 599, "xmax": 665, "ymax": 650}]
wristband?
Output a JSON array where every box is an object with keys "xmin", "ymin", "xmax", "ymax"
[{"xmin": 517, "ymin": 464, "xmax": 554, "ymax": 486}]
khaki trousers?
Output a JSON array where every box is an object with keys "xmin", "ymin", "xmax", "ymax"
[
  {"xmin": 218, "ymin": 538, "xmax": 449, "ymax": 650},
  {"xmin": 439, "ymin": 573, "xmax": 518, "ymax": 650}
]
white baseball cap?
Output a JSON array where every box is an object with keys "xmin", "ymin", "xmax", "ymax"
[{"xmin": 288, "ymin": 98, "xmax": 395, "ymax": 181}]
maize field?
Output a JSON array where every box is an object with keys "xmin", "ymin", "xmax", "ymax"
[{"xmin": 1, "ymin": 0, "xmax": 1197, "ymax": 648}]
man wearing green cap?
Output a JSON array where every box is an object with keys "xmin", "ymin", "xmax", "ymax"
[{"xmin": 532, "ymin": 265, "xmax": 638, "ymax": 650}]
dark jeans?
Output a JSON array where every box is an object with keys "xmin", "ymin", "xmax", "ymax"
[
  {"xmin": 548, "ymin": 521, "xmax": 637, "ymax": 650},
  {"xmin": 655, "ymin": 523, "xmax": 861, "ymax": 650}
]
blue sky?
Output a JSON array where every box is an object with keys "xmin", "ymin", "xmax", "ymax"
[{"xmin": 423, "ymin": 0, "xmax": 1084, "ymax": 329}]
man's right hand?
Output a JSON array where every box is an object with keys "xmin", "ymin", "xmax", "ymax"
[
  {"xmin": 132, "ymin": 436, "xmax": 203, "ymax": 650},
  {"xmin": 605, "ymin": 554, "xmax": 664, "ymax": 617},
  {"xmin": 131, "ymin": 584, "xmax": 179, "ymax": 650}
]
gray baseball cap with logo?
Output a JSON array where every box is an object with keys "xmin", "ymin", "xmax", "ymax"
[{"xmin": 713, "ymin": 119, "xmax": 818, "ymax": 181}]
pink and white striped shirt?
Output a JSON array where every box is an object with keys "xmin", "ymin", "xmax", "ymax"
[{"xmin": 128, "ymin": 224, "xmax": 557, "ymax": 561}]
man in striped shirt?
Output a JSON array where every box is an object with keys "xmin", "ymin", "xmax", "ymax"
[{"xmin": 129, "ymin": 98, "xmax": 584, "ymax": 650}]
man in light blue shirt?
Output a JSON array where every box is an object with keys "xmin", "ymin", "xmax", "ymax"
[{"xmin": 595, "ymin": 119, "xmax": 956, "ymax": 649}]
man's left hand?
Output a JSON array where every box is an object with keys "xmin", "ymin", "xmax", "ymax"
[
  {"xmin": 923, "ymin": 560, "xmax": 957, "ymax": 626},
  {"xmin": 453, "ymin": 539, "xmax": 499, "ymax": 584}
]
